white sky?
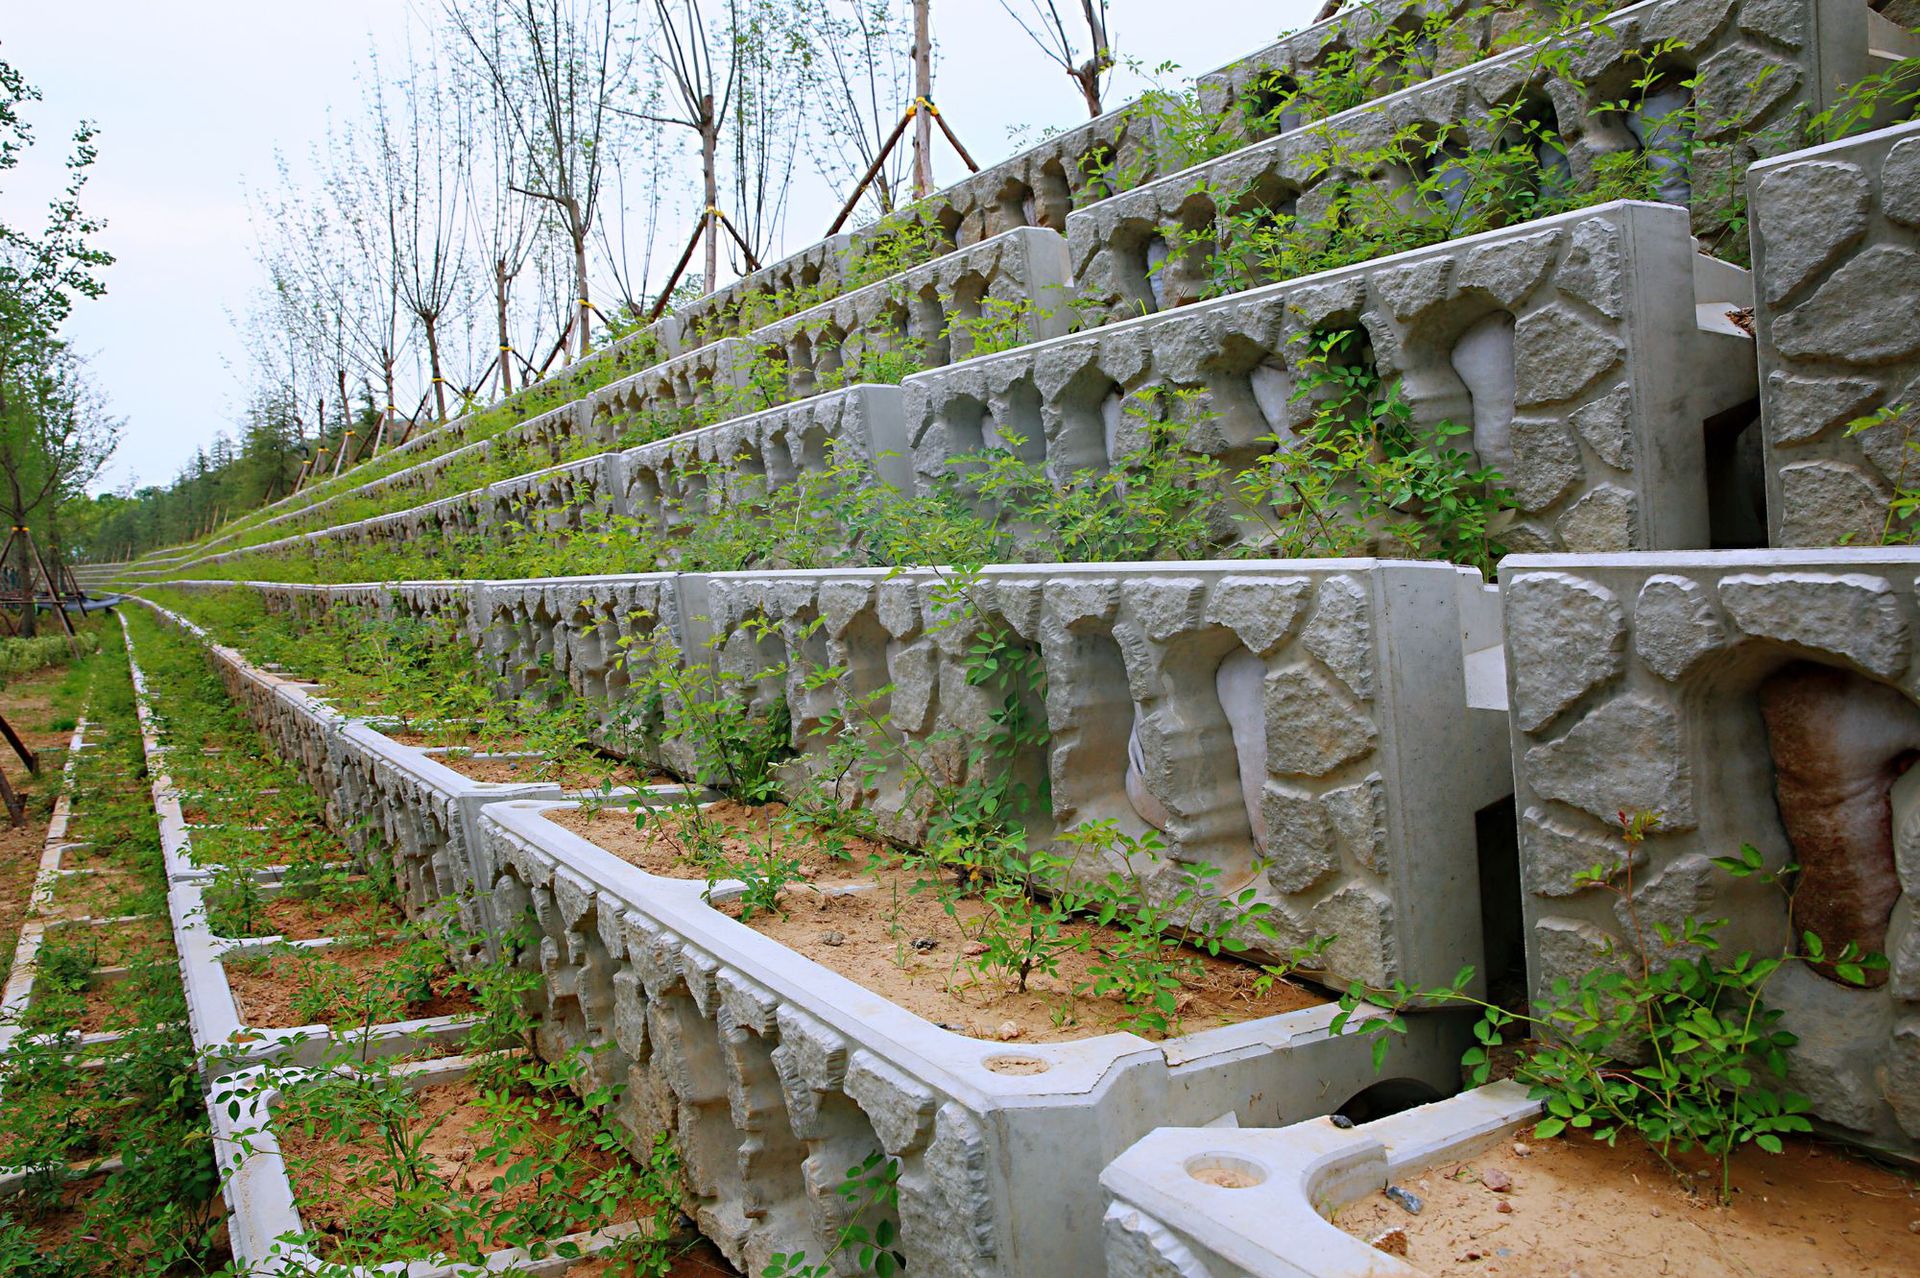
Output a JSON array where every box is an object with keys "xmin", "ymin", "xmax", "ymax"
[{"xmin": 3, "ymin": 0, "xmax": 1317, "ymax": 494}]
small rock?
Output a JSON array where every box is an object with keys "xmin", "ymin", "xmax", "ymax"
[
  {"xmin": 1482, "ymin": 1167, "xmax": 1513, "ymax": 1192},
  {"xmin": 1909, "ymin": 1219, "xmax": 1920, "ymax": 1234},
  {"xmin": 1496, "ymin": 1200, "xmax": 1514, "ymax": 1214},
  {"xmin": 1330, "ymin": 1114, "xmax": 1356, "ymax": 1129},
  {"xmin": 911, "ymin": 936, "xmax": 938, "ymax": 952},
  {"xmin": 1369, "ymin": 1227, "xmax": 1410, "ymax": 1257},
  {"xmin": 996, "ymin": 1020, "xmax": 1024, "ymax": 1041},
  {"xmin": 1650, "ymin": 1207, "xmax": 1662, "ymax": 1218},
  {"xmin": 820, "ymin": 930, "xmax": 845, "ymax": 947},
  {"xmin": 963, "ymin": 940, "xmax": 989, "ymax": 957},
  {"xmin": 1384, "ymin": 1185, "xmax": 1423, "ymax": 1215},
  {"xmin": 1512, "ymin": 1142, "xmax": 1531, "ymax": 1157}
]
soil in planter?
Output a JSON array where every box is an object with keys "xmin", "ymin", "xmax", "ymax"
[
  {"xmin": 1334, "ymin": 1129, "xmax": 1920, "ymax": 1277},
  {"xmin": 258, "ymin": 886, "xmax": 400, "ymax": 941},
  {"xmin": 223, "ymin": 942, "xmax": 478, "ymax": 1029},
  {"xmin": 46, "ymin": 867, "xmax": 155, "ymax": 920},
  {"xmin": 546, "ymin": 801, "xmax": 868, "ymax": 880},
  {"xmin": 436, "ymin": 752, "xmax": 672, "ymax": 791},
  {"xmin": 51, "ymin": 916, "xmax": 171, "ymax": 966},
  {"xmin": 390, "ymin": 729, "xmax": 523, "ymax": 750},
  {"xmin": 552, "ymin": 802, "xmax": 1326, "ymax": 1042},
  {"xmin": 278, "ymin": 1076, "xmax": 697, "ymax": 1265}
]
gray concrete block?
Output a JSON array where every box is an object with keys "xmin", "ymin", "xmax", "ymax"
[
  {"xmin": 1753, "ymin": 120, "xmax": 1920, "ymax": 545},
  {"xmin": 914, "ymin": 201, "xmax": 1754, "ymax": 554},
  {"xmin": 1503, "ymin": 547, "xmax": 1920, "ymax": 1156}
]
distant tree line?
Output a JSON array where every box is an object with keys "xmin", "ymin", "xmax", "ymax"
[{"xmin": 86, "ymin": 0, "xmax": 1124, "ymax": 561}]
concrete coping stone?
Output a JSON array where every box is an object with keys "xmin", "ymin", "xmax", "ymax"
[{"xmin": 1099, "ymin": 1080, "xmax": 1540, "ymax": 1277}]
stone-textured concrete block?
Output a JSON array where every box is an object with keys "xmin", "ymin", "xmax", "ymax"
[
  {"xmin": 1754, "ymin": 120, "xmax": 1920, "ymax": 545},
  {"xmin": 1083, "ymin": 0, "xmax": 1894, "ymax": 327},
  {"xmin": 586, "ymin": 229, "xmax": 1073, "ymax": 454},
  {"xmin": 915, "ymin": 201, "xmax": 1754, "ymax": 554},
  {"xmin": 1504, "ymin": 548, "xmax": 1920, "ymax": 1156},
  {"xmin": 688, "ymin": 560, "xmax": 1510, "ymax": 994}
]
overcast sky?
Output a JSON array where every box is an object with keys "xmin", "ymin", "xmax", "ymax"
[{"xmin": 4, "ymin": 0, "xmax": 1318, "ymax": 494}]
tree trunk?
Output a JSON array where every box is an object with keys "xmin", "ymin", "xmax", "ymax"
[
  {"xmin": 495, "ymin": 258, "xmax": 515, "ymax": 396},
  {"xmin": 573, "ymin": 225, "xmax": 592, "ymax": 360},
  {"xmin": 336, "ymin": 367, "xmax": 351, "ymax": 450},
  {"xmin": 701, "ymin": 94, "xmax": 720, "ymax": 291},
  {"xmin": 424, "ymin": 314, "xmax": 448, "ymax": 422},
  {"xmin": 913, "ymin": 0, "xmax": 934, "ymax": 200},
  {"xmin": 379, "ymin": 358, "xmax": 398, "ymax": 455}
]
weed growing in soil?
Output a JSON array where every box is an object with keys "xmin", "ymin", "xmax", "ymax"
[{"xmin": 1332, "ymin": 812, "xmax": 1883, "ymax": 1204}]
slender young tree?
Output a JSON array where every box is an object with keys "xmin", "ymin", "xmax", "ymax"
[
  {"xmin": 371, "ymin": 44, "xmax": 472, "ymax": 424},
  {"xmin": 996, "ymin": 0, "xmax": 1114, "ymax": 117},
  {"xmin": 455, "ymin": 20, "xmax": 541, "ymax": 397},
  {"xmin": 793, "ymin": 0, "xmax": 919, "ymax": 218},
  {"xmin": 0, "ymin": 55, "xmax": 118, "ymax": 622},
  {"xmin": 446, "ymin": 0, "xmax": 633, "ymax": 360}
]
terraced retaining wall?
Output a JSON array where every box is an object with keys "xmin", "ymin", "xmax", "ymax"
[{"xmin": 910, "ymin": 200, "xmax": 1756, "ymax": 555}]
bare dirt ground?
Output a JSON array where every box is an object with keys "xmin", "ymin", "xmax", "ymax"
[
  {"xmin": 554, "ymin": 800, "xmax": 1326, "ymax": 1043},
  {"xmin": 1335, "ymin": 1128, "xmax": 1920, "ymax": 1276}
]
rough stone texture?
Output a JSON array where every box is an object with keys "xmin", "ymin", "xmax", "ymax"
[
  {"xmin": 151, "ymin": 586, "xmax": 1474, "ymax": 1278},
  {"xmin": 1718, "ymin": 570, "xmax": 1910, "ymax": 676},
  {"xmin": 1632, "ymin": 574, "xmax": 1727, "ymax": 680},
  {"xmin": 1754, "ymin": 160, "xmax": 1872, "ymax": 303},
  {"xmin": 1508, "ymin": 552, "xmax": 1920, "ymax": 1158},
  {"xmin": 1756, "ymin": 120, "xmax": 1920, "ymax": 546},
  {"xmin": 1504, "ymin": 572, "xmax": 1626, "ymax": 731},
  {"xmin": 918, "ymin": 202, "xmax": 1753, "ymax": 557},
  {"xmin": 1078, "ymin": 0, "xmax": 1854, "ymax": 329}
]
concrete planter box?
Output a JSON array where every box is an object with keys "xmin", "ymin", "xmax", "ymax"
[
  {"xmin": 210, "ymin": 1052, "xmax": 645, "ymax": 1275},
  {"xmin": 478, "ymin": 797, "xmax": 1473, "ymax": 1278},
  {"xmin": 166, "ymin": 874, "xmax": 476, "ymax": 1071},
  {"xmin": 690, "ymin": 560, "xmax": 1511, "ymax": 995},
  {"xmin": 1751, "ymin": 117, "xmax": 1920, "ymax": 546},
  {"xmin": 1100, "ymin": 1080, "xmax": 1540, "ymax": 1277},
  {"xmin": 911, "ymin": 201, "xmax": 1755, "ymax": 556},
  {"xmin": 1501, "ymin": 548, "xmax": 1920, "ymax": 1157},
  {"xmin": 1073, "ymin": 0, "xmax": 1912, "ymax": 326}
]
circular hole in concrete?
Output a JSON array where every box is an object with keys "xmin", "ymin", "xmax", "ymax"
[
  {"xmin": 1184, "ymin": 1154, "xmax": 1267, "ymax": 1189},
  {"xmin": 982, "ymin": 1054, "xmax": 1050, "ymax": 1076}
]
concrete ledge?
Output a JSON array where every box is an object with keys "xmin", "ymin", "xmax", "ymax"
[{"xmin": 1099, "ymin": 1080, "xmax": 1539, "ymax": 1278}]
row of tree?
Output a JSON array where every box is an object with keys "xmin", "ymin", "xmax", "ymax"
[{"xmin": 86, "ymin": 0, "xmax": 1120, "ymax": 563}]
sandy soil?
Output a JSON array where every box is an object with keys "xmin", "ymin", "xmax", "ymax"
[
  {"xmin": 554, "ymin": 800, "xmax": 1325, "ymax": 1042},
  {"xmin": 258, "ymin": 888, "xmax": 399, "ymax": 942},
  {"xmin": 1335, "ymin": 1129, "xmax": 1920, "ymax": 1276},
  {"xmin": 436, "ymin": 752, "xmax": 668, "ymax": 791},
  {"xmin": 279, "ymin": 1077, "xmax": 668, "ymax": 1263},
  {"xmin": 55, "ymin": 916, "xmax": 171, "ymax": 965},
  {"xmin": 545, "ymin": 801, "xmax": 865, "ymax": 879},
  {"xmin": 223, "ymin": 942, "xmax": 478, "ymax": 1028}
]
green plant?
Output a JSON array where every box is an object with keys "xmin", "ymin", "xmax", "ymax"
[
  {"xmin": 762, "ymin": 1150, "xmax": 906, "ymax": 1277},
  {"xmin": 1333, "ymin": 814, "xmax": 1884, "ymax": 1204},
  {"xmin": 1846, "ymin": 403, "xmax": 1916, "ymax": 545}
]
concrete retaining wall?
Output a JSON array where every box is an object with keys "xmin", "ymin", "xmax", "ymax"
[
  {"xmin": 1502, "ymin": 548, "xmax": 1920, "ymax": 1157},
  {"xmin": 1753, "ymin": 118, "xmax": 1920, "ymax": 545}
]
